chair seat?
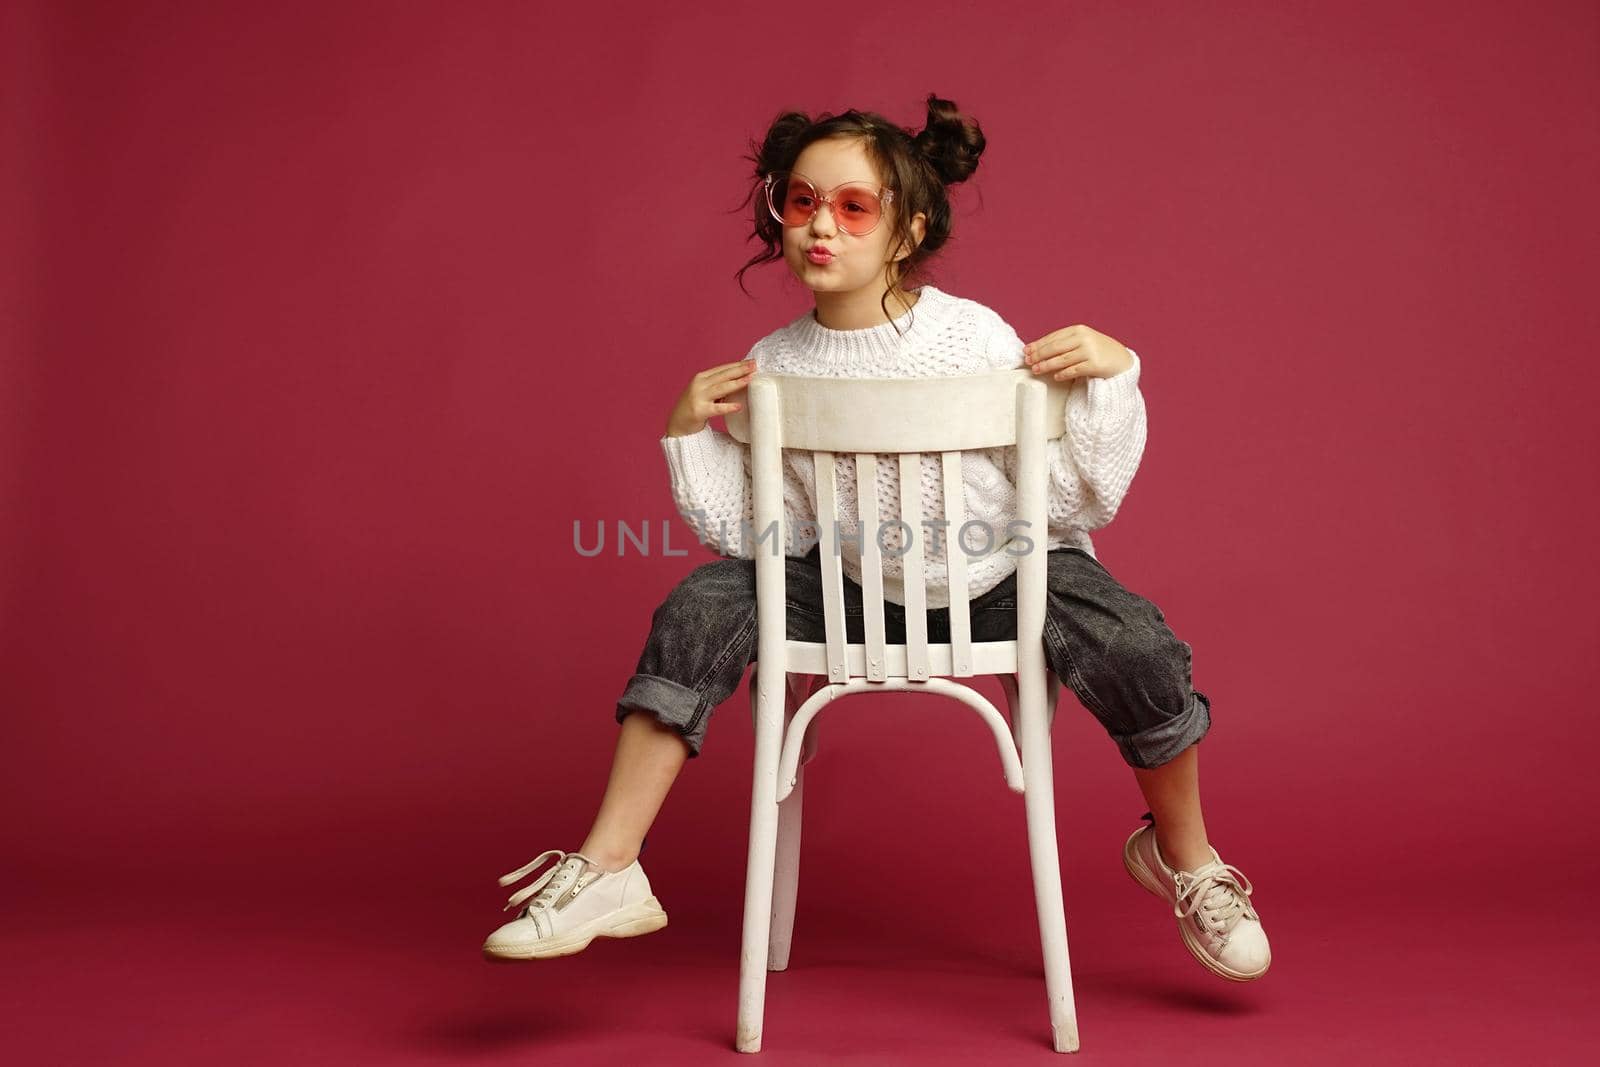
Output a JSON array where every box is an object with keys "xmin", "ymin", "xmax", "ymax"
[{"xmin": 782, "ymin": 639, "xmax": 1019, "ymax": 680}]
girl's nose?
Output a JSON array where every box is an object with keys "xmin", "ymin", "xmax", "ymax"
[{"xmin": 808, "ymin": 202, "xmax": 837, "ymax": 235}]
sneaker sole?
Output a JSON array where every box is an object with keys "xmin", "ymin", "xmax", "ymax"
[
  {"xmin": 1121, "ymin": 831, "xmax": 1269, "ymax": 983},
  {"xmin": 482, "ymin": 896, "xmax": 669, "ymax": 962}
]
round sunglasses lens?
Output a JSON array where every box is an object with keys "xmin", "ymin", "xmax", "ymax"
[
  {"xmin": 771, "ymin": 175, "xmax": 814, "ymax": 226},
  {"xmin": 830, "ymin": 186, "xmax": 883, "ymax": 234}
]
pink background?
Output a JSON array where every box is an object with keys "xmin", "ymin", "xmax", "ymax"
[{"xmin": 4, "ymin": 1, "xmax": 1596, "ymax": 1062}]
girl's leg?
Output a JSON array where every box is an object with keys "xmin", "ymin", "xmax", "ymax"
[
  {"xmin": 974, "ymin": 548, "xmax": 1218, "ymax": 869},
  {"xmin": 579, "ymin": 710, "xmax": 689, "ymax": 872},
  {"xmin": 971, "ymin": 550, "xmax": 1268, "ymax": 979},
  {"xmin": 1131, "ymin": 743, "xmax": 1212, "ymax": 872},
  {"xmin": 577, "ymin": 550, "xmax": 831, "ymax": 873},
  {"xmin": 1041, "ymin": 550, "xmax": 1216, "ymax": 868}
]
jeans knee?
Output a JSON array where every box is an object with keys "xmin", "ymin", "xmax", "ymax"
[
  {"xmin": 1061, "ymin": 623, "xmax": 1196, "ymax": 749},
  {"xmin": 656, "ymin": 559, "xmax": 761, "ymax": 633},
  {"xmin": 659, "ymin": 558, "xmax": 757, "ymax": 622},
  {"xmin": 1101, "ymin": 624, "xmax": 1191, "ymax": 700}
]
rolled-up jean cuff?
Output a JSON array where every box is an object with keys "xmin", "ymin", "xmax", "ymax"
[
  {"xmin": 1115, "ymin": 690, "xmax": 1212, "ymax": 769},
  {"xmin": 616, "ymin": 673, "xmax": 710, "ymax": 758}
]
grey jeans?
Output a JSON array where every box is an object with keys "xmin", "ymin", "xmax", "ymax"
[{"xmin": 615, "ymin": 544, "xmax": 1211, "ymax": 770}]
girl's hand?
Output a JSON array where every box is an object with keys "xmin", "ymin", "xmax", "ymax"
[
  {"xmin": 1021, "ymin": 325, "xmax": 1134, "ymax": 381},
  {"xmin": 665, "ymin": 360, "xmax": 757, "ymax": 437}
]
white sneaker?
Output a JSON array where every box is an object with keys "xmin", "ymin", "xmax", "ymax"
[
  {"xmin": 1122, "ymin": 813, "xmax": 1271, "ymax": 981},
  {"xmin": 482, "ymin": 848, "xmax": 668, "ymax": 961}
]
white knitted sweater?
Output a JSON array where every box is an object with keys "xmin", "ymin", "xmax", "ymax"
[{"xmin": 659, "ymin": 284, "xmax": 1147, "ymax": 609}]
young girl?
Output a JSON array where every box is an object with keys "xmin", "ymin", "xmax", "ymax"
[{"xmin": 483, "ymin": 94, "xmax": 1270, "ymax": 983}]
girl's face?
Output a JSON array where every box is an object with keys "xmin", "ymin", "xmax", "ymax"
[{"xmin": 779, "ymin": 138, "xmax": 925, "ymax": 303}]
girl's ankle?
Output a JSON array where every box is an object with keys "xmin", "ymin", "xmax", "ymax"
[
  {"xmin": 578, "ymin": 846, "xmax": 639, "ymax": 873},
  {"xmin": 1154, "ymin": 831, "xmax": 1213, "ymax": 874},
  {"xmin": 578, "ymin": 833, "xmax": 647, "ymax": 874}
]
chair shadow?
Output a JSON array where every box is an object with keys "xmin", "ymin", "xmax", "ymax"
[
  {"xmin": 779, "ymin": 940, "xmax": 1260, "ymax": 1019},
  {"xmin": 405, "ymin": 956, "xmax": 1253, "ymax": 1059}
]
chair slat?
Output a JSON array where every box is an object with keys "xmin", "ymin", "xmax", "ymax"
[
  {"xmin": 941, "ymin": 450, "xmax": 972, "ymax": 675},
  {"xmin": 898, "ymin": 452, "xmax": 929, "ymax": 681},
  {"xmin": 855, "ymin": 452, "xmax": 887, "ymax": 682},
  {"xmin": 813, "ymin": 451, "xmax": 849, "ymax": 683}
]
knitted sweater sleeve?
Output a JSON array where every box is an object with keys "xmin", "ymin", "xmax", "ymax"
[
  {"xmin": 983, "ymin": 317, "xmax": 1148, "ymax": 532},
  {"xmin": 659, "ymin": 423, "xmax": 814, "ymax": 560}
]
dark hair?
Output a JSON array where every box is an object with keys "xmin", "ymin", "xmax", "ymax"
[{"xmin": 733, "ymin": 93, "xmax": 986, "ymax": 332}]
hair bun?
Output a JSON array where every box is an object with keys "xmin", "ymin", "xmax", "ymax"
[{"xmin": 912, "ymin": 93, "xmax": 986, "ymax": 184}]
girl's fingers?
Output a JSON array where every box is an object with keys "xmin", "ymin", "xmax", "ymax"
[
  {"xmin": 1034, "ymin": 354, "xmax": 1087, "ymax": 376},
  {"xmin": 694, "ymin": 362, "xmax": 752, "ymax": 382},
  {"xmin": 1025, "ymin": 334, "xmax": 1083, "ymax": 364},
  {"xmin": 692, "ymin": 363, "xmax": 754, "ymax": 414},
  {"xmin": 709, "ymin": 372, "xmax": 756, "ymax": 397}
]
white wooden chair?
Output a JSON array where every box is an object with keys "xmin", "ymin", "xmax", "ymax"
[{"xmin": 724, "ymin": 368, "xmax": 1081, "ymax": 1054}]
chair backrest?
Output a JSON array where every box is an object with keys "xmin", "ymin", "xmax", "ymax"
[{"xmin": 725, "ymin": 369, "xmax": 1069, "ymax": 685}]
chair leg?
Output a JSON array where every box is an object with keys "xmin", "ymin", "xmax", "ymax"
[
  {"xmin": 1016, "ymin": 667, "xmax": 1081, "ymax": 1053},
  {"xmin": 767, "ymin": 680, "xmax": 806, "ymax": 971},
  {"xmin": 768, "ymin": 759, "xmax": 804, "ymax": 971},
  {"xmin": 999, "ymin": 673, "xmax": 1022, "ymax": 754},
  {"xmin": 737, "ymin": 670, "xmax": 786, "ymax": 1053}
]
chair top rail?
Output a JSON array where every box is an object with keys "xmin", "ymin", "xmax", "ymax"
[{"xmin": 727, "ymin": 367, "xmax": 1067, "ymax": 453}]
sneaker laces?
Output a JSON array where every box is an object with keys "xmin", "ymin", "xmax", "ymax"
[
  {"xmin": 1141, "ymin": 812, "xmax": 1259, "ymax": 940},
  {"xmin": 1171, "ymin": 860, "xmax": 1258, "ymax": 940},
  {"xmin": 497, "ymin": 849, "xmax": 598, "ymax": 915}
]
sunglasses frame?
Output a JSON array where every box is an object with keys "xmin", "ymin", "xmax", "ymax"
[{"xmin": 762, "ymin": 171, "xmax": 896, "ymax": 236}]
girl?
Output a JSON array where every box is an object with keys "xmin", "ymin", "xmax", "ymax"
[{"xmin": 482, "ymin": 94, "xmax": 1270, "ymax": 983}]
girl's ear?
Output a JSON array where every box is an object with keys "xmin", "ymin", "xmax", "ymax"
[{"xmin": 894, "ymin": 211, "xmax": 929, "ymax": 262}]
